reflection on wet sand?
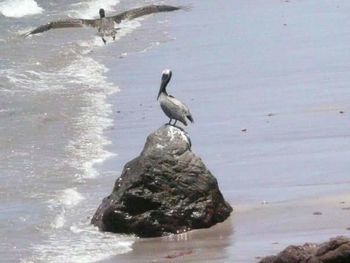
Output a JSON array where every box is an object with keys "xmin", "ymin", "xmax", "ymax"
[{"xmin": 115, "ymin": 216, "xmax": 234, "ymax": 262}]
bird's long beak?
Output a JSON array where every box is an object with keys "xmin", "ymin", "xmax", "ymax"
[
  {"xmin": 157, "ymin": 77, "xmax": 165, "ymax": 100},
  {"xmin": 157, "ymin": 88, "xmax": 162, "ymax": 100},
  {"xmin": 157, "ymin": 71, "xmax": 171, "ymax": 100}
]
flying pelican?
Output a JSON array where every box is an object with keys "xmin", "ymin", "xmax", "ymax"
[
  {"xmin": 97, "ymin": 8, "xmax": 117, "ymax": 44},
  {"xmin": 24, "ymin": 5, "xmax": 185, "ymax": 44},
  {"xmin": 157, "ymin": 69, "xmax": 194, "ymax": 126}
]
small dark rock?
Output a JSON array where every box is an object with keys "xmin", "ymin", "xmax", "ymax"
[
  {"xmin": 260, "ymin": 244, "xmax": 317, "ymax": 263},
  {"xmin": 165, "ymin": 249, "xmax": 192, "ymax": 259},
  {"xmin": 91, "ymin": 125, "xmax": 232, "ymax": 237},
  {"xmin": 313, "ymin": 211, "xmax": 322, "ymax": 215},
  {"xmin": 339, "ymin": 111, "xmax": 344, "ymax": 114},
  {"xmin": 259, "ymin": 236, "xmax": 350, "ymax": 263}
]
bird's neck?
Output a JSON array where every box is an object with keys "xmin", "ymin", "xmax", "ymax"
[
  {"xmin": 160, "ymin": 80, "xmax": 170, "ymax": 95},
  {"xmin": 159, "ymin": 84, "xmax": 166, "ymax": 95}
]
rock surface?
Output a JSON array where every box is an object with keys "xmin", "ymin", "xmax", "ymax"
[
  {"xmin": 259, "ymin": 236, "xmax": 350, "ymax": 263},
  {"xmin": 91, "ymin": 125, "xmax": 232, "ymax": 237}
]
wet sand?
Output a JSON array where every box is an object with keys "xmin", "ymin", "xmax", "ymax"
[
  {"xmin": 98, "ymin": 0, "xmax": 350, "ymax": 262},
  {"xmin": 102, "ymin": 194, "xmax": 350, "ymax": 263}
]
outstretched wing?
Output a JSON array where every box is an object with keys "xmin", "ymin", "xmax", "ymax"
[
  {"xmin": 111, "ymin": 4, "xmax": 184, "ymax": 23},
  {"xmin": 24, "ymin": 18, "xmax": 98, "ymax": 36},
  {"xmin": 24, "ymin": 4, "xmax": 186, "ymax": 37}
]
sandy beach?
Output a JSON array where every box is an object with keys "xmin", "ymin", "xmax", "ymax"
[{"xmin": 98, "ymin": 0, "xmax": 350, "ymax": 262}]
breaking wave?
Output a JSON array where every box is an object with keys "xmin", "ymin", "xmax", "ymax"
[
  {"xmin": 69, "ymin": 0, "xmax": 120, "ymax": 19},
  {"xmin": 28, "ymin": 224, "xmax": 134, "ymax": 263},
  {"xmin": 0, "ymin": 0, "xmax": 43, "ymax": 18}
]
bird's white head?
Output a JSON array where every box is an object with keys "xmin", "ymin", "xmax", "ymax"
[
  {"xmin": 161, "ymin": 69, "xmax": 172, "ymax": 83},
  {"xmin": 158, "ymin": 69, "xmax": 172, "ymax": 100},
  {"xmin": 162, "ymin": 69, "xmax": 171, "ymax": 76}
]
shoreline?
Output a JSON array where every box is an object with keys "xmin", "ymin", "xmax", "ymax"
[{"xmin": 97, "ymin": 191, "xmax": 350, "ymax": 263}]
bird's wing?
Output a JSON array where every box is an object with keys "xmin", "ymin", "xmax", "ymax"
[
  {"xmin": 165, "ymin": 95, "xmax": 194, "ymax": 123},
  {"xmin": 168, "ymin": 95, "xmax": 194, "ymax": 122},
  {"xmin": 110, "ymin": 4, "xmax": 183, "ymax": 23},
  {"xmin": 81, "ymin": 18, "xmax": 100, "ymax": 27},
  {"xmin": 24, "ymin": 4, "xmax": 185, "ymax": 36},
  {"xmin": 167, "ymin": 96, "xmax": 191, "ymax": 114},
  {"xmin": 24, "ymin": 18, "xmax": 98, "ymax": 36}
]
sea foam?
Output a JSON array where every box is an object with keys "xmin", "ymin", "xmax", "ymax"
[
  {"xmin": 31, "ymin": 224, "xmax": 134, "ymax": 263},
  {"xmin": 62, "ymin": 56, "xmax": 118, "ymax": 180},
  {"xmin": 0, "ymin": 0, "xmax": 43, "ymax": 18},
  {"xmin": 47, "ymin": 188, "xmax": 84, "ymax": 229},
  {"xmin": 2, "ymin": 53, "xmax": 118, "ymax": 178},
  {"xmin": 69, "ymin": 0, "xmax": 120, "ymax": 19},
  {"xmin": 55, "ymin": 188, "xmax": 84, "ymax": 208}
]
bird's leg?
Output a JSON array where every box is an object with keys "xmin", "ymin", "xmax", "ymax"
[
  {"xmin": 102, "ymin": 37, "xmax": 107, "ymax": 45},
  {"xmin": 168, "ymin": 119, "xmax": 172, "ymax": 125},
  {"xmin": 173, "ymin": 120, "xmax": 177, "ymax": 126}
]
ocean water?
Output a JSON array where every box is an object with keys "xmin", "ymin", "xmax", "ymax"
[{"xmin": 0, "ymin": 0, "xmax": 175, "ymax": 262}]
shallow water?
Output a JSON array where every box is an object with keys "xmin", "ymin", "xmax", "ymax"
[{"xmin": 0, "ymin": 0, "xmax": 176, "ymax": 262}]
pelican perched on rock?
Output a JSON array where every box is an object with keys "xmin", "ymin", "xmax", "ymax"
[
  {"xmin": 157, "ymin": 69, "xmax": 194, "ymax": 126},
  {"xmin": 24, "ymin": 5, "xmax": 185, "ymax": 44}
]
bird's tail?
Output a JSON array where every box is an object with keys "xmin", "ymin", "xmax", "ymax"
[{"xmin": 187, "ymin": 114, "xmax": 194, "ymax": 123}]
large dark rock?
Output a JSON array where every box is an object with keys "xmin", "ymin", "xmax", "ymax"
[
  {"xmin": 91, "ymin": 125, "xmax": 232, "ymax": 237},
  {"xmin": 260, "ymin": 236, "xmax": 350, "ymax": 263}
]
